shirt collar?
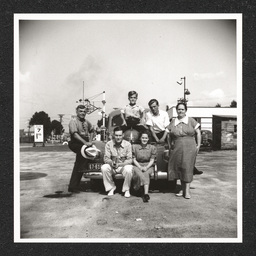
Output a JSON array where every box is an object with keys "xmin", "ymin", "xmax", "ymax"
[
  {"xmin": 77, "ymin": 116, "xmax": 85, "ymax": 122},
  {"xmin": 138, "ymin": 144, "xmax": 150, "ymax": 150},
  {"xmin": 127, "ymin": 104, "xmax": 138, "ymax": 108},
  {"xmin": 150, "ymin": 110, "xmax": 160, "ymax": 116},
  {"xmin": 113, "ymin": 140, "xmax": 125, "ymax": 148},
  {"xmin": 174, "ymin": 115, "xmax": 188, "ymax": 126}
]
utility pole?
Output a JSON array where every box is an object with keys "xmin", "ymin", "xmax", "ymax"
[
  {"xmin": 28, "ymin": 124, "xmax": 31, "ymax": 143},
  {"xmin": 177, "ymin": 76, "xmax": 190, "ymax": 103},
  {"xmin": 183, "ymin": 76, "xmax": 186, "ymax": 102},
  {"xmin": 83, "ymin": 81, "xmax": 85, "ymax": 104},
  {"xmin": 76, "ymin": 81, "xmax": 101, "ymax": 115},
  {"xmin": 102, "ymin": 91, "xmax": 106, "ymax": 127},
  {"xmin": 76, "ymin": 81, "xmax": 88, "ymax": 105}
]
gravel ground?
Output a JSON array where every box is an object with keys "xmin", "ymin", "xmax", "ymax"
[{"xmin": 17, "ymin": 145, "xmax": 239, "ymax": 241}]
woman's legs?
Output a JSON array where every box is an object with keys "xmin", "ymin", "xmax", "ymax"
[
  {"xmin": 184, "ymin": 182, "xmax": 191, "ymax": 199},
  {"xmin": 144, "ymin": 184, "xmax": 149, "ymax": 195},
  {"xmin": 176, "ymin": 180, "xmax": 184, "ymax": 196},
  {"xmin": 132, "ymin": 167, "xmax": 143, "ymax": 191},
  {"xmin": 142, "ymin": 184, "xmax": 150, "ymax": 202},
  {"xmin": 142, "ymin": 173, "xmax": 150, "ymax": 202},
  {"xmin": 176, "ymin": 181, "xmax": 191, "ymax": 198}
]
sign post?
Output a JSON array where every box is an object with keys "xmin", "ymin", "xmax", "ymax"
[{"xmin": 33, "ymin": 125, "xmax": 45, "ymax": 147}]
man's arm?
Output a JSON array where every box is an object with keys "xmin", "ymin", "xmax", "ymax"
[
  {"xmin": 72, "ymin": 132, "xmax": 92, "ymax": 146},
  {"xmin": 88, "ymin": 126, "xmax": 94, "ymax": 143},
  {"xmin": 117, "ymin": 143, "xmax": 132, "ymax": 167},
  {"xmin": 69, "ymin": 119, "xmax": 92, "ymax": 146},
  {"xmin": 103, "ymin": 142, "xmax": 113, "ymax": 165},
  {"xmin": 139, "ymin": 110, "xmax": 147, "ymax": 126},
  {"xmin": 120, "ymin": 109, "xmax": 127, "ymax": 126},
  {"xmin": 148, "ymin": 125, "xmax": 159, "ymax": 143},
  {"xmin": 159, "ymin": 112, "xmax": 170, "ymax": 142},
  {"xmin": 145, "ymin": 112, "xmax": 159, "ymax": 142},
  {"xmin": 159, "ymin": 130, "xmax": 168, "ymax": 143}
]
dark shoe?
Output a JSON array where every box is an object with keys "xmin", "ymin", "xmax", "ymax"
[
  {"xmin": 145, "ymin": 194, "xmax": 150, "ymax": 201},
  {"xmin": 68, "ymin": 188, "xmax": 80, "ymax": 193},
  {"xmin": 193, "ymin": 167, "xmax": 203, "ymax": 175},
  {"xmin": 142, "ymin": 194, "xmax": 149, "ymax": 203}
]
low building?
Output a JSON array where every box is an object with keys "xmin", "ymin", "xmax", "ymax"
[
  {"xmin": 20, "ymin": 129, "xmax": 34, "ymax": 143},
  {"xmin": 167, "ymin": 106, "xmax": 237, "ymax": 150},
  {"xmin": 212, "ymin": 115, "xmax": 237, "ymax": 150}
]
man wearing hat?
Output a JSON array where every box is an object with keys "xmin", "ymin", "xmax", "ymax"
[
  {"xmin": 68, "ymin": 105, "xmax": 94, "ymax": 193},
  {"xmin": 101, "ymin": 126, "xmax": 133, "ymax": 198}
]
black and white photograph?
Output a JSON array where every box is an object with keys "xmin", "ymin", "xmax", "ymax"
[{"xmin": 14, "ymin": 13, "xmax": 242, "ymax": 242}]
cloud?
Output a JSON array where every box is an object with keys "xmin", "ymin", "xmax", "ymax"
[
  {"xmin": 208, "ymin": 88, "xmax": 225, "ymax": 99},
  {"xmin": 193, "ymin": 71, "xmax": 225, "ymax": 80},
  {"xmin": 189, "ymin": 88, "xmax": 235, "ymax": 106},
  {"xmin": 66, "ymin": 55, "xmax": 102, "ymax": 86}
]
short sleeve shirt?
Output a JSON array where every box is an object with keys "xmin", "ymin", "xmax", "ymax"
[
  {"xmin": 69, "ymin": 117, "xmax": 93, "ymax": 141},
  {"xmin": 121, "ymin": 104, "xmax": 145, "ymax": 119},
  {"xmin": 132, "ymin": 144, "xmax": 157, "ymax": 163},
  {"xmin": 167, "ymin": 116, "xmax": 200, "ymax": 138},
  {"xmin": 145, "ymin": 109, "xmax": 170, "ymax": 133}
]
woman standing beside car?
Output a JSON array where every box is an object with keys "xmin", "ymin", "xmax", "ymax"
[{"xmin": 167, "ymin": 102, "xmax": 201, "ymax": 199}]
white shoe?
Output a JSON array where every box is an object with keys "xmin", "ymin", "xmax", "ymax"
[
  {"xmin": 175, "ymin": 191, "xmax": 183, "ymax": 197},
  {"xmin": 124, "ymin": 190, "xmax": 130, "ymax": 198},
  {"xmin": 108, "ymin": 186, "xmax": 116, "ymax": 196}
]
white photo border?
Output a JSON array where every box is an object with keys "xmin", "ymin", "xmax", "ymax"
[{"xmin": 14, "ymin": 13, "xmax": 243, "ymax": 243}]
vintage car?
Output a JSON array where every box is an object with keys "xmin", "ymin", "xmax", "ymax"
[
  {"xmin": 82, "ymin": 109, "xmax": 170, "ymax": 189},
  {"xmin": 200, "ymin": 130, "xmax": 213, "ymax": 148}
]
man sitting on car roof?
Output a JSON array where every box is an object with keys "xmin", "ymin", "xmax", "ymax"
[
  {"xmin": 146, "ymin": 99, "xmax": 170, "ymax": 144},
  {"xmin": 121, "ymin": 90, "xmax": 147, "ymax": 131}
]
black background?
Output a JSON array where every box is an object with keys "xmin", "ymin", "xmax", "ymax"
[{"xmin": 0, "ymin": 1, "xmax": 255, "ymax": 255}]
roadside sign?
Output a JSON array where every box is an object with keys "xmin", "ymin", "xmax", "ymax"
[{"xmin": 34, "ymin": 125, "xmax": 44, "ymax": 142}]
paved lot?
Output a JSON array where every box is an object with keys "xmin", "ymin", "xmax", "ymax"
[{"xmin": 18, "ymin": 144, "xmax": 238, "ymax": 240}]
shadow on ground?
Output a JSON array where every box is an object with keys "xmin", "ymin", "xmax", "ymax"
[{"xmin": 20, "ymin": 172, "xmax": 47, "ymax": 180}]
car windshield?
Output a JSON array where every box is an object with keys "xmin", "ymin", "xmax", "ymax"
[{"xmin": 112, "ymin": 114, "xmax": 123, "ymax": 127}]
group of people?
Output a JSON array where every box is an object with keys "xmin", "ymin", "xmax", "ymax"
[{"xmin": 68, "ymin": 90, "xmax": 201, "ymax": 202}]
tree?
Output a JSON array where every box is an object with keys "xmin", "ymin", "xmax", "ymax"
[
  {"xmin": 51, "ymin": 120, "xmax": 63, "ymax": 135},
  {"xmin": 230, "ymin": 100, "xmax": 237, "ymax": 108},
  {"xmin": 215, "ymin": 103, "xmax": 221, "ymax": 107},
  {"xmin": 29, "ymin": 111, "xmax": 51, "ymax": 137}
]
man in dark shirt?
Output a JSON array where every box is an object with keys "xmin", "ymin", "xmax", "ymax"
[{"xmin": 68, "ymin": 105, "xmax": 94, "ymax": 193}]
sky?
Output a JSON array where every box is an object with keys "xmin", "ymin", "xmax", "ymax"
[{"xmin": 18, "ymin": 15, "xmax": 238, "ymax": 132}]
